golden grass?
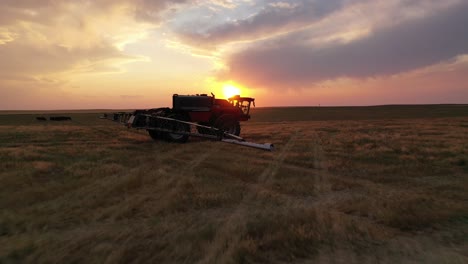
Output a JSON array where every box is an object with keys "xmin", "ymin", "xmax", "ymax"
[{"xmin": 0, "ymin": 109, "xmax": 467, "ymax": 263}]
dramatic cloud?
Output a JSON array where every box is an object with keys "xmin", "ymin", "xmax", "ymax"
[
  {"xmin": 133, "ymin": 0, "xmax": 192, "ymax": 23},
  {"xmin": 223, "ymin": 0, "xmax": 468, "ymax": 89},
  {"xmin": 0, "ymin": 0, "xmax": 188, "ymax": 86},
  {"xmin": 174, "ymin": 0, "xmax": 353, "ymax": 48},
  {"xmin": 0, "ymin": 0, "xmax": 199, "ymax": 109}
]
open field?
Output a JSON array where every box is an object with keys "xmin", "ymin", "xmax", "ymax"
[{"xmin": 1, "ymin": 105, "xmax": 468, "ymax": 263}]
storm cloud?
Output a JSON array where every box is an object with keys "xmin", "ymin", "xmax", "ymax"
[
  {"xmin": 175, "ymin": 0, "xmax": 352, "ymax": 47},
  {"xmin": 224, "ymin": 0, "xmax": 468, "ymax": 89}
]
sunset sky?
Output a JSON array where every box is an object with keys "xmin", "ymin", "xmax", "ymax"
[{"xmin": 1, "ymin": 0, "xmax": 467, "ymax": 110}]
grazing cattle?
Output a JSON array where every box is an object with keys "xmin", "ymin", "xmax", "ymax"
[
  {"xmin": 36, "ymin": 117, "xmax": 47, "ymax": 121},
  {"xmin": 50, "ymin": 116, "xmax": 72, "ymax": 121}
]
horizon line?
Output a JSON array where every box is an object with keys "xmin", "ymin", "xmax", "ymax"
[{"xmin": 1, "ymin": 103, "xmax": 467, "ymax": 112}]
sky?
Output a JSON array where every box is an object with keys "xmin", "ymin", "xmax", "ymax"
[{"xmin": 0, "ymin": 0, "xmax": 467, "ymax": 110}]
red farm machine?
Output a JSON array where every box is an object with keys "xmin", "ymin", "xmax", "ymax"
[{"xmin": 103, "ymin": 93, "xmax": 273, "ymax": 151}]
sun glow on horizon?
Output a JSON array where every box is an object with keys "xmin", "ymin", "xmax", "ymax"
[{"xmin": 222, "ymin": 83, "xmax": 241, "ymax": 99}]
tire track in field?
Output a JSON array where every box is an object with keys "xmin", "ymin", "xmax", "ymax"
[
  {"xmin": 149, "ymin": 143, "xmax": 220, "ymax": 214},
  {"xmin": 182, "ymin": 144, "xmax": 219, "ymax": 172},
  {"xmin": 39, "ymin": 141, "xmax": 217, "ymax": 221},
  {"xmin": 199, "ymin": 129, "xmax": 380, "ymax": 264},
  {"xmin": 199, "ymin": 130, "xmax": 300, "ymax": 264},
  {"xmin": 237, "ymin": 133, "xmax": 340, "ymax": 210}
]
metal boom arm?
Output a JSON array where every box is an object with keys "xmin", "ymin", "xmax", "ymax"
[{"xmin": 101, "ymin": 112, "xmax": 274, "ymax": 151}]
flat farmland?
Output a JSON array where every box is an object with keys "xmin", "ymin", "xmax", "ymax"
[{"xmin": 1, "ymin": 105, "xmax": 467, "ymax": 263}]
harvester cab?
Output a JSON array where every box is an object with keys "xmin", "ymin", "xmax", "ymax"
[{"xmin": 228, "ymin": 95, "xmax": 255, "ymax": 121}]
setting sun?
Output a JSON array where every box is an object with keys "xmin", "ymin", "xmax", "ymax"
[{"xmin": 222, "ymin": 84, "xmax": 241, "ymax": 99}]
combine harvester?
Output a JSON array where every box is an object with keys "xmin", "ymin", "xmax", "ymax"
[{"xmin": 103, "ymin": 93, "xmax": 274, "ymax": 151}]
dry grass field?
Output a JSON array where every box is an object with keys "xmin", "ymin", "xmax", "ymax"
[{"xmin": 0, "ymin": 105, "xmax": 467, "ymax": 263}]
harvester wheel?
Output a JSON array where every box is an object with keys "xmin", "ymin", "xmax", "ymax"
[
  {"xmin": 215, "ymin": 114, "xmax": 241, "ymax": 136},
  {"xmin": 147, "ymin": 108, "xmax": 169, "ymax": 141},
  {"xmin": 148, "ymin": 130, "xmax": 165, "ymax": 141},
  {"xmin": 166, "ymin": 114, "xmax": 190, "ymax": 143}
]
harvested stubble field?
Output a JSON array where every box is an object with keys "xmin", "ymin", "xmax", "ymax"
[{"xmin": 0, "ymin": 105, "xmax": 467, "ymax": 263}]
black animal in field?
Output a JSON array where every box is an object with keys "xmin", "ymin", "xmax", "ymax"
[
  {"xmin": 36, "ymin": 117, "xmax": 47, "ymax": 121},
  {"xmin": 50, "ymin": 116, "xmax": 72, "ymax": 121}
]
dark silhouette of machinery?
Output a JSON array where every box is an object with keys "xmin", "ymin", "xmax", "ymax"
[{"xmin": 102, "ymin": 93, "xmax": 272, "ymax": 150}]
